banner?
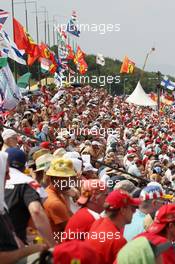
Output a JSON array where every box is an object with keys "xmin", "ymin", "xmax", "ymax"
[{"xmin": 0, "ymin": 64, "xmax": 21, "ymax": 110}]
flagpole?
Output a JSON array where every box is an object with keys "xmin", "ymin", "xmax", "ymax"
[
  {"xmin": 140, "ymin": 47, "xmax": 155, "ymax": 81},
  {"xmin": 11, "ymin": 0, "xmax": 18, "ymax": 82}
]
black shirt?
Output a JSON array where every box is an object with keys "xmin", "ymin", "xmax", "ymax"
[
  {"xmin": 5, "ymin": 184, "xmax": 41, "ymax": 243},
  {"xmin": 0, "ymin": 212, "xmax": 18, "ymax": 251}
]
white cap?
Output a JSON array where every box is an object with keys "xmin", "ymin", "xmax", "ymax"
[
  {"xmin": 2, "ymin": 129, "xmax": 17, "ymax": 141},
  {"xmin": 83, "ymin": 163, "xmax": 98, "ymax": 172},
  {"xmin": 53, "ymin": 148, "xmax": 66, "ymax": 157}
]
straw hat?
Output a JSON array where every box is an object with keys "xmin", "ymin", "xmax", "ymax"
[
  {"xmin": 33, "ymin": 148, "xmax": 50, "ymax": 161},
  {"xmin": 35, "ymin": 154, "xmax": 53, "ymax": 172},
  {"xmin": 46, "ymin": 158, "xmax": 76, "ymax": 177}
]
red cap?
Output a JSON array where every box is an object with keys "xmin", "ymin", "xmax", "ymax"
[
  {"xmin": 148, "ymin": 204, "xmax": 175, "ymax": 234},
  {"xmin": 105, "ymin": 189, "xmax": 140, "ymax": 210},
  {"xmin": 39, "ymin": 141, "xmax": 50, "ymax": 149},
  {"xmin": 53, "ymin": 240, "xmax": 101, "ymax": 264}
]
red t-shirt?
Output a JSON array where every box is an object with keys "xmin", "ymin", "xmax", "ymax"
[
  {"xmin": 137, "ymin": 231, "xmax": 175, "ymax": 264},
  {"xmin": 85, "ymin": 217, "xmax": 127, "ymax": 264},
  {"xmin": 64, "ymin": 207, "xmax": 100, "ymax": 241}
]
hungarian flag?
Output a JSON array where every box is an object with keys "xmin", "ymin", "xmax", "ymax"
[
  {"xmin": 13, "ymin": 18, "xmax": 40, "ymax": 65},
  {"xmin": 39, "ymin": 43, "xmax": 57, "ymax": 74},
  {"xmin": 120, "ymin": 56, "xmax": 135, "ymax": 74}
]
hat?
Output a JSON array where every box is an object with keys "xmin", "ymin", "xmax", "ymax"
[
  {"xmin": 92, "ymin": 141, "xmax": 102, "ymax": 146},
  {"xmin": 6, "ymin": 147, "xmax": 26, "ymax": 171},
  {"xmin": 46, "ymin": 158, "xmax": 76, "ymax": 177},
  {"xmin": 105, "ymin": 189, "xmax": 140, "ymax": 210},
  {"xmin": 140, "ymin": 185, "xmax": 164, "ymax": 201},
  {"xmin": 2, "ymin": 129, "xmax": 17, "ymax": 141},
  {"xmin": 114, "ymin": 180, "xmax": 138, "ymax": 194},
  {"xmin": 35, "ymin": 154, "xmax": 53, "ymax": 172},
  {"xmin": 33, "ymin": 149, "xmax": 50, "ymax": 161},
  {"xmin": 53, "ymin": 148, "xmax": 66, "ymax": 157},
  {"xmin": 77, "ymin": 179, "xmax": 106, "ymax": 205},
  {"xmin": 148, "ymin": 204, "xmax": 175, "ymax": 234},
  {"xmin": 39, "ymin": 142, "xmax": 50, "ymax": 150},
  {"xmin": 53, "ymin": 240, "xmax": 100, "ymax": 264},
  {"xmin": 83, "ymin": 163, "xmax": 98, "ymax": 173}
]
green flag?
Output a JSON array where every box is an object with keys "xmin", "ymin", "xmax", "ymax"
[
  {"xmin": 0, "ymin": 57, "xmax": 8, "ymax": 68},
  {"xmin": 17, "ymin": 72, "xmax": 31, "ymax": 88}
]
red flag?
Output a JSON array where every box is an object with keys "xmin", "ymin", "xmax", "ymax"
[
  {"xmin": 13, "ymin": 18, "xmax": 40, "ymax": 65},
  {"xmin": 66, "ymin": 44, "xmax": 75, "ymax": 60},
  {"xmin": 74, "ymin": 46, "xmax": 85, "ymax": 65},
  {"xmin": 13, "ymin": 18, "xmax": 30, "ymax": 51},
  {"xmin": 78, "ymin": 58, "xmax": 88, "ymax": 75},
  {"xmin": 39, "ymin": 43, "xmax": 57, "ymax": 74}
]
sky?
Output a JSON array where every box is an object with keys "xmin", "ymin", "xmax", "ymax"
[{"xmin": 1, "ymin": 0, "xmax": 175, "ymax": 76}]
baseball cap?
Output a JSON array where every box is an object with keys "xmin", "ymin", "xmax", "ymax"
[
  {"xmin": 139, "ymin": 185, "xmax": 164, "ymax": 201},
  {"xmin": 148, "ymin": 204, "xmax": 175, "ymax": 234},
  {"xmin": 53, "ymin": 240, "xmax": 101, "ymax": 264},
  {"xmin": 105, "ymin": 189, "xmax": 140, "ymax": 210},
  {"xmin": 6, "ymin": 147, "xmax": 26, "ymax": 171}
]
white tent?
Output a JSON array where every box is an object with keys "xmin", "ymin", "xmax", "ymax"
[{"xmin": 126, "ymin": 81, "xmax": 157, "ymax": 106}]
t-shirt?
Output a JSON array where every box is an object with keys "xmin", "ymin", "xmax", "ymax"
[
  {"xmin": 5, "ymin": 183, "xmax": 41, "ymax": 243},
  {"xmin": 137, "ymin": 231, "xmax": 175, "ymax": 264},
  {"xmin": 85, "ymin": 217, "xmax": 127, "ymax": 264},
  {"xmin": 43, "ymin": 185, "xmax": 71, "ymax": 236},
  {"xmin": 0, "ymin": 212, "xmax": 18, "ymax": 251},
  {"xmin": 124, "ymin": 209, "xmax": 146, "ymax": 241},
  {"xmin": 64, "ymin": 207, "xmax": 100, "ymax": 241}
]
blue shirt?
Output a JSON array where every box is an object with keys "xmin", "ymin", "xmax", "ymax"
[{"xmin": 124, "ymin": 209, "xmax": 146, "ymax": 241}]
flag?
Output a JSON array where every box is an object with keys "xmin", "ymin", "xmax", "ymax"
[
  {"xmin": 74, "ymin": 46, "xmax": 85, "ymax": 65},
  {"xmin": 58, "ymin": 44, "xmax": 69, "ymax": 59},
  {"xmin": 66, "ymin": 44, "xmax": 74, "ymax": 60},
  {"xmin": 0, "ymin": 51, "xmax": 7, "ymax": 68},
  {"xmin": 67, "ymin": 19, "xmax": 80, "ymax": 37},
  {"xmin": 0, "ymin": 9, "xmax": 9, "ymax": 31},
  {"xmin": 39, "ymin": 43, "xmax": 57, "ymax": 74},
  {"xmin": 78, "ymin": 58, "xmax": 88, "ymax": 75},
  {"xmin": 120, "ymin": 56, "xmax": 135, "ymax": 74},
  {"xmin": 17, "ymin": 73, "xmax": 31, "ymax": 88},
  {"xmin": 57, "ymin": 27, "xmax": 67, "ymax": 46},
  {"xmin": 0, "ymin": 64, "xmax": 21, "ymax": 110},
  {"xmin": 27, "ymin": 45, "xmax": 40, "ymax": 65},
  {"xmin": 0, "ymin": 30, "xmax": 26, "ymax": 65},
  {"xmin": 40, "ymin": 58, "xmax": 50, "ymax": 73},
  {"xmin": 13, "ymin": 18, "xmax": 40, "ymax": 64},
  {"xmin": 0, "ymin": 57, "xmax": 7, "ymax": 68},
  {"xmin": 71, "ymin": 10, "xmax": 77, "ymax": 22},
  {"xmin": 96, "ymin": 53, "xmax": 105, "ymax": 66},
  {"xmin": 161, "ymin": 76, "xmax": 175, "ymax": 91}
]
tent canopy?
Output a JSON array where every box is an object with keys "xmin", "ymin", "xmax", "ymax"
[{"xmin": 126, "ymin": 81, "xmax": 157, "ymax": 106}]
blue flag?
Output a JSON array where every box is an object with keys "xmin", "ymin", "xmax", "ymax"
[
  {"xmin": 67, "ymin": 19, "xmax": 80, "ymax": 37},
  {"xmin": 161, "ymin": 76, "xmax": 175, "ymax": 91}
]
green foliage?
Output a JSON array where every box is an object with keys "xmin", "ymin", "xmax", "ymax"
[{"xmin": 9, "ymin": 50, "xmax": 173, "ymax": 95}]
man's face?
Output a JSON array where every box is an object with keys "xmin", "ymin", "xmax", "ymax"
[
  {"xmin": 52, "ymin": 176, "xmax": 78, "ymax": 192},
  {"xmin": 6, "ymin": 135, "xmax": 18, "ymax": 147},
  {"xmin": 122, "ymin": 205, "xmax": 137, "ymax": 225}
]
